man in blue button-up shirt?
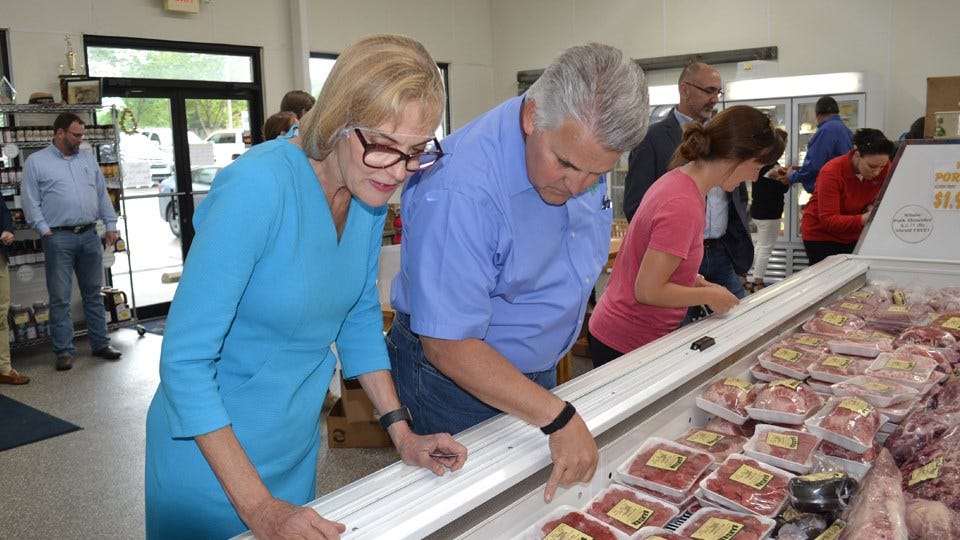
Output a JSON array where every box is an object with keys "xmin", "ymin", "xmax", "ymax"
[
  {"xmin": 785, "ymin": 96, "xmax": 853, "ymax": 194},
  {"xmin": 22, "ymin": 112, "xmax": 121, "ymax": 370}
]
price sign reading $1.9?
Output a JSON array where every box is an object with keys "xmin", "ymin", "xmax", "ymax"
[{"xmin": 933, "ymin": 160, "xmax": 960, "ymax": 211}]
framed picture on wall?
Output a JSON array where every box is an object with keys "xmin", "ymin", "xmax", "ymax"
[{"xmin": 65, "ymin": 78, "xmax": 102, "ymax": 105}]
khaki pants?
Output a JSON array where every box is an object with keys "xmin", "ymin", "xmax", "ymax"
[{"xmin": 0, "ymin": 258, "xmax": 11, "ymax": 373}]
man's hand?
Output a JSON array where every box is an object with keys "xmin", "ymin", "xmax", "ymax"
[
  {"xmin": 544, "ymin": 412, "xmax": 597, "ymax": 503},
  {"xmin": 105, "ymin": 231, "xmax": 118, "ymax": 246},
  {"xmin": 0, "ymin": 231, "xmax": 13, "ymax": 246},
  {"xmin": 392, "ymin": 430, "xmax": 467, "ymax": 476},
  {"xmin": 247, "ymin": 498, "xmax": 346, "ymax": 540}
]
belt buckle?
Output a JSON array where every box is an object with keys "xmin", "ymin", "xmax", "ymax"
[{"xmin": 72, "ymin": 225, "xmax": 86, "ymax": 233}]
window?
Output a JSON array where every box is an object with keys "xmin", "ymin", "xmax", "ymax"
[
  {"xmin": 87, "ymin": 46, "xmax": 253, "ymax": 83},
  {"xmin": 309, "ymin": 53, "xmax": 450, "ymax": 139}
]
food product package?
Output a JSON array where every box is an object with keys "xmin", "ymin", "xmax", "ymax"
[
  {"xmin": 743, "ymin": 424, "xmax": 822, "ymax": 474},
  {"xmin": 756, "ymin": 343, "xmax": 813, "ymax": 380},
  {"xmin": 904, "ymin": 499, "xmax": 960, "ymax": 540},
  {"xmin": 802, "ymin": 308, "xmax": 866, "ymax": 337},
  {"xmin": 781, "ymin": 332, "xmax": 832, "ymax": 355},
  {"xmin": 900, "ymin": 425, "xmax": 960, "ymax": 511},
  {"xmin": 696, "ymin": 377, "xmax": 764, "ymax": 424},
  {"xmin": 865, "ymin": 303, "xmax": 934, "ymax": 333},
  {"xmin": 788, "ymin": 471, "xmax": 856, "ymax": 513},
  {"xmin": 882, "ymin": 408, "xmax": 960, "ymax": 466},
  {"xmin": 673, "ymin": 427, "xmax": 747, "ymax": 465},
  {"xmin": 806, "ymin": 353, "xmax": 873, "ymax": 384},
  {"xmin": 704, "ymin": 416, "xmax": 756, "ymax": 438},
  {"xmin": 836, "ymin": 448, "xmax": 907, "ymax": 539},
  {"xmin": 746, "ymin": 379, "xmax": 824, "ymax": 425},
  {"xmin": 865, "ymin": 351, "xmax": 940, "ymax": 389},
  {"xmin": 699, "ymin": 454, "xmax": 793, "ymax": 517},
  {"xmin": 804, "ymin": 397, "xmax": 886, "ymax": 453},
  {"xmin": 634, "ymin": 527, "xmax": 687, "ymax": 540},
  {"xmin": 583, "ymin": 483, "xmax": 679, "ymax": 535},
  {"xmin": 826, "ymin": 330, "xmax": 894, "ymax": 358},
  {"xmin": 891, "ymin": 343, "xmax": 958, "ymax": 373},
  {"xmin": 829, "ymin": 375, "xmax": 920, "ymax": 408},
  {"xmin": 748, "ymin": 362, "xmax": 786, "ymax": 382},
  {"xmin": 826, "ymin": 299, "xmax": 876, "ymax": 318},
  {"xmin": 893, "ymin": 325, "xmax": 958, "ymax": 349},
  {"xmin": 929, "ymin": 312, "xmax": 960, "ymax": 339},
  {"xmin": 674, "ymin": 507, "xmax": 776, "ymax": 540},
  {"xmin": 616, "ymin": 437, "xmax": 715, "ymax": 501},
  {"xmin": 523, "ymin": 506, "xmax": 628, "ymax": 540}
]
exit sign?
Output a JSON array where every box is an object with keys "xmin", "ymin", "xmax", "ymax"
[{"xmin": 164, "ymin": 0, "xmax": 200, "ymax": 13}]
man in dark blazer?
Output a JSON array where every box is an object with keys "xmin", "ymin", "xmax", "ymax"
[{"xmin": 622, "ymin": 62, "xmax": 753, "ymax": 299}]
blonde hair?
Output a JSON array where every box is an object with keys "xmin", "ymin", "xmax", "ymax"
[{"xmin": 299, "ymin": 34, "xmax": 445, "ymax": 160}]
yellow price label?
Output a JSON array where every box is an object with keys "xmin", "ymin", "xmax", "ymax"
[
  {"xmin": 646, "ymin": 448, "xmax": 688, "ymax": 472},
  {"xmin": 814, "ymin": 520, "xmax": 845, "ymax": 540},
  {"xmin": 723, "ymin": 378, "xmax": 754, "ymax": 393},
  {"xmin": 839, "ymin": 398, "xmax": 874, "ymax": 417},
  {"xmin": 800, "ymin": 471, "xmax": 845, "ymax": 482},
  {"xmin": 941, "ymin": 317, "xmax": 960, "ymax": 331},
  {"xmin": 862, "ymin": 381, "xmax": 894, "ymax": 393},
  {"xmin": 822, "ymin": 312, "xmax": 848, "ymax": 326},
  {"xmin": 771, "ymin": 378, "xmax": 801, "ymax": 389},
  {"xmin": 908, "ymin": 456, "xmax": 944, "ymax": 487},
  {"xmin": 606, "ymin": 499, "xmax": 654, "ymax": 530},
  {"xmin": 840, "ymin": 302, "xmax": 865, "ymax": 311},
  {"xmin": 544, "ymin": 523, "xmax": 593, "ymax": 540},
  {"xmin": 772, "ymin": 348, "xmax": 804, "ymax": 363},
  {"xmin": 796, "ymin": 335, "xmax": 824, "ymax": 347},
  {"xmin": 892, "ymin": 290, "xmax": 907, "ymax": 305},
  {"xmin": 850, "ymin": 291, "xmax": 873, "ymax": 298},
  {"xmin": 730, "ymin": 464, "xmax": 773, "ymax": 490},
  {"xmin": 766, "ymin": 431, "xmax": 799, "ymax": 450},
  {"xmin": 884, "ymin": 358, "xmax": 917, "ymax": 371},
  {"xmin": 690, "ymin": 518, "xmax": 745, "ymax": 540},
  {"xmin": 887, "ymin": 305, "xmax": 910, "ymax": 313},
  {"xmin": 685, "ymin": 430, "xmax": 726, "ymax": 447},
  {"xmin": 822, "ymin": 356, "xmax": 853, "ymax": 368},
  {"xmin": 12, "ymin": 313, "xmax": 29, "ymax": 325}
]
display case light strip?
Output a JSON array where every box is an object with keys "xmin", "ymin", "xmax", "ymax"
[{"xmin": 725, "ymin": 72, "xmax": 864, "ymax": 101}]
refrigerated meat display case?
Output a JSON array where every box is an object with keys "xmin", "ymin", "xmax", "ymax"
[{"xmin": 233, "ymin": 140, "xmax": 959, "ymax": 538}]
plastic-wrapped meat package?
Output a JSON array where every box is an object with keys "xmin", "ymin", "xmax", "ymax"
[
  {"xmin": 696, "ymin": 378, "xmax": 765, "ymax": 424},
  {"xmin": 882, "ymin": 408, "xmax": 960, "ymax": 466},
  {"xmin": 865, "ymin": 351, "xmax": 940, "ymax": 389},
  {"xmin": 865, "ymin": 304, "xmax": 935, "ymax": 333},
  {"xmin": 802, "ymin": 308, "xmax": 866, "ymax": 336},
  {"xmin": 827, "ymin": 330, "xmax": 894, "ymax": 358},
  {"xmin": 805, "ymin": 397, "xmax": 884, "ymax": 453},
  {"xmin": 743, "ymin": 425, "xmax": 821, "ymax": 474},
  {"xmin": 827, "ymin": 299, "xmax": 877, "ymax": 318},
  {"xmin": 583, "ymin": 484, "xmax": 679, "ymax": 534},
  {"xmin": 634, "ymin": 527, "xmax": 687, "ymax": 540},
  {"xmin": 756, "ymin": 343, "xmax": 813, "ymax": 379},
  {"xmin": 892, "ymin": 343, "xmax": 958, "ymax": 373},
  {"xmin": 838, "ymin": 448, "xmax": 908, "ymax": 540},
  {"xmin": 904, "ymin": 499, "xmax": 960, "ymax": 540},
  {"xmin": 901, "ymin": 425, "xmax": 960, "ymax": 512},
  {"xmin": 705, "ymin": 416, "xmax": 756, "ymax": 438},
  {"xmin": 675, "ymin": 507, "xmax": 775, "ymax": 540},
  {"xmin": 746, "ymin": 378, "xmax": 824, "ymax": 424},
  {"xmin": 929, "ymin": 312, "xmax": 960, "ymax": 340},
  {"xmin": 628, "ymin": 470, "xmax": 708, "ymax": 508},
  {"xmin": 748, "ymin": 362, "xmax": 784, "ymax": 382},
  {"xmin": 674, "ymin": 427, "xmax": 746, "ymax": 464},
  {"xmin": 894, "ymin": 325, "xmax": 958, "ymax": 349},
  {"xmin": 700, "ymin": 454, "xmax": 792, "ymax": 517},
  {"xmin": 618, "ymin": 437, "xmax": 714, "ymax": 500},
  {"xmin": 847, "ymin": 285, "xmax": 893, "ymax": 305},
  {"xmin": 830, "ymin": 376, "xmax": 920, "ymax": 408},
  {"xmin": 807, "ymin": 353, "xmax": 873, "ymax": 383},
  {"xmin": 818, "ymin": 439, "xmax": 880, "ymax": 480},
  {"xmin": 931, "ymin": 374, "xmax": 960, "ymax": 410},
  {"xmin": 531, "ymin": 507, "xmax": 625, "ymax": 540},
  {"xmin": 781, "ymin": 332, "xmax": 832, "ymax": 355}
]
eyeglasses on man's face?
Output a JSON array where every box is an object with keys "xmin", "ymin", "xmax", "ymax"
[
  {"xmin": 353, "ymin": 128, "xmax": 443, "ymax": 172},
  {"xmin": 683, "ymin": 81, "xmax": 724, "ymax": 98},
  {"xmin": 65, "ymin": 130, "xmax": 85, "ymax": 139}
]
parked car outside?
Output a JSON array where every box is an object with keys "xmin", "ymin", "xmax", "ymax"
[
  {"xmin": 205, "ymin": 128, "xmax": 250, "ymax": 166},
  {"xmin": 157, "ymin": 165, "xmax": 222, "ymax": 237},
  {"xmin": 119, "ymin": 133, "xmax": 175, "ymax": 188},
  {"xmin": 138, "ymin": 127, "xmax": 207, "ymax": 158}
]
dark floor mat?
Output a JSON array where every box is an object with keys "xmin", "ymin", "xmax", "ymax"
[{"xmin": 0, "ymin": 394, "xmax": 82, "ymax": 451}]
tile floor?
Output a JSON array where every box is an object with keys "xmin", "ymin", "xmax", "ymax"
[{"xmin": 0, "ymin": 327, "xmax": 592, "ymax": 538}]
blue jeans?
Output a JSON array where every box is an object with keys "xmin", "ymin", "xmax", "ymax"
[
  {"xmin": 386, "ymin": 312, "xmax": 556, "ymax": 435},
  {"xmin": 42, "ymin": 229, "xmax": 110, "ymax": 356},
  {"xmin": 683, "ymin": 245, "xmax": 745, "ymax": 326}
]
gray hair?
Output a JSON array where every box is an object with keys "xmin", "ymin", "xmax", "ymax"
[{"xmin": 526, "ymin": 43, "xmax": 649, "ymax": 153}]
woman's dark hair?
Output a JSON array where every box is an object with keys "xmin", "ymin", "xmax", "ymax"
[
  {"xmin": 853, "ymin": 128, "xmax": 894, "ymax": 157},
  {"xmin": 263, "ymin": 111, "xmax": 297, "ymax": 141},
  {"xmin": 670, "ymin": 105, "xmax": 787, "ymax": 169}
]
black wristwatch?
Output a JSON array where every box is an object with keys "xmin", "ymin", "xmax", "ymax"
[
  {"xmin": 541, "ymin": 401, "xmax": 577, "ymax": 435},
  {"xmin": 379, "ymin": 406, "xmax": 413, "ymax": 431}
]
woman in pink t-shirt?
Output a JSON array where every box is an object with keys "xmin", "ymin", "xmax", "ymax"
[{"xmin": 589, "ymin": 106, "xmax": 786, "ymax": 367}]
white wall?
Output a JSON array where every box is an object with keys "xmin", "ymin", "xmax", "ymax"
[{"xmin": 2, "ymin": 0, "xmax": 959, "ymax": 137}]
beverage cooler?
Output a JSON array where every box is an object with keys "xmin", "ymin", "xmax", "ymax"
[{"xmin": 232, "ymin": 141, "xmax": 959, "ymax": 538}]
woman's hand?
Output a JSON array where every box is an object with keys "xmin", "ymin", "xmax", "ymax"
[
  {"xmin": 391, "ymin": 429, "xmax": 468, "ymax": 476},
  {"xmin": 703, "ymin": 282, "xmax": 739, "ymax": 314},
  {"xmin": 248, "ymin": 497, "xmax": 346, "ymax": 540}
]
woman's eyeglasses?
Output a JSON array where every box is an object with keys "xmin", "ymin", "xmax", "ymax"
[{"xmin": 354, "ymin": 128, "xmax": 443, "ymax": 172}]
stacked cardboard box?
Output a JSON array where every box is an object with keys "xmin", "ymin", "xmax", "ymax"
[{"xmin": 325, "ymin": 376, "xmax": 394, "ymax": 448}]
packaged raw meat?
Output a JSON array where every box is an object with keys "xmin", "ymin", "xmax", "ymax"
[
  {"xmin": 699, "ymin": 454, "xmax": 793, "ymax": 517},
  {"xmin": 878, "ymin": 398, "xmax": 920, "ymax": 423},
  {"xmin": 695, "ymin": 377, "xmax": 764, "ymax": 424},
  {"xmin": 743, "ymin": 424, "xmax": 822, "ymax": 474},
  {"xmin": 883, "ymin": 408, "xmax": 960, "ymax": 466},
  {"xmin": 756, "ymin": 343, "xmax": 813, "ymax": 379},
  {"xmin": 931, "ymin": 373, "xmax": 960, "ymax": 410},
  {"xmin": 674, "ymin": 507, "xmax": 776, "ymax": 540},
  {"xmin": 826, "ymin": 331, "xmax": 894, "ymax": 358},
  {"xmin": 827, "ymin": 299, "xmax": 876, "ymax": 317},
  {"xmin": 807, "ymin": 353, "xmax": 873, "ymax": 383},
  {"xmin": 583, "ymin": 484, "xmax": 679, "ymax": 534},
  {"xmin": 673, "ymin": 427, "xmax": 746, "ymax": 464},
  {"xmin": 634, "ymin": 527, "xmax": 687, "ymax": 540},
  {"xmin": 830, "ymin": 375, "xmax": 920, "ymax": 408},
  {"xmin": 904, "ymin": 499, "xmax": 960, "ymax": 540},
  {"xmin": 901, "ymin": 425, "xmax": 960, "ymax": 513},
  {"xmin": 844, "ymin": 287, "xmax": 890, "ymax": 305},
  {"xmin": 894, "ymin": 325, "xmax": 958, "ymax": 349},
  {"xmin": 865, "ymin": 351, "xmax": 939, "ymax": 389},
  {"xmin": 781, "ymin": 332, "xmax": 832, "ymax": 354},
  {"xmin": 748, "ymin": 362, "xmax": 785, "ymax": 382},
  {"xmin": 817, "ymin": 440, "xmax": 879, "ymax": 480},
  {"xmin": 804, "ymin": 397, "xmax": 886, "ymax": 453},
  {"xmin": 704, "ymin": 416, "xmax": 756, "ymax": 438},
  {"xmin": 839, "ymin": 449, "xmax": 907, "ymax": 540},
  {"xmin": 865, "ymin": 303, "xmax": 934, "ymax": 333},
  {"xmin": 929, "ymin": 312, "xmax": 960, "ymax": 340},
  {"xmin": 617, "ymin": 437, "xmax": 715, "ymax": 500},
  {"xmin": 524, "ymin": 506, "xmax": 627, "ymax": 540},
  {"xmin": 892, "ymin": 343, "xmax": 959, "ymax": 373},
  {"xmin": 628, "ymin": 470, "xmax": 705, "ymax": 509},
  {"xmin": 746, "ymin": 378, "xmax": 824, "ymax": 424},
  {"xmin": 802, "ymin": 308, "xmax": 866, "ymax": 337}
]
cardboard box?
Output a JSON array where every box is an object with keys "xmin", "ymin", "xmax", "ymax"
[
  {"xmin": 340, "ymin": 376, "xmax": 377, "ymax": 422},
  {"xmin": 925, "ymin": 76, "xmax": 960, "ymax": 138},
  {"xmin": 326, "ymin": 399, "xmax": 393, "ymax": 448}
]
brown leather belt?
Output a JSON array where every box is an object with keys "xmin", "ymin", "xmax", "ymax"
[
  {"xmin": 51, "ymin": 223, "xmax": 95, "ymax": 234},
  {"xmin": 703, "ymin": 238, "xmax": 722, "ymax": 248}
]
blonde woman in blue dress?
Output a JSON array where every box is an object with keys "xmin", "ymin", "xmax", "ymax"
[{"xmin": 145, "ymin": 34, "xmax": 466, "ymax": 539}]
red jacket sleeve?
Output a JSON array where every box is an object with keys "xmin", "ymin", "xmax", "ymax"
[{"xmin": 815, "ymin": 165, "xmax": 863, "ymax": 237}]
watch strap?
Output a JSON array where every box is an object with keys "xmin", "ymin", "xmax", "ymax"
[
  {"xmin": 540, "ymin": 401, "xmax": 576, "ymax": 435},
  {"xmin": 378, "ymin": 406, "xmax": 413, "ymax": 431}
]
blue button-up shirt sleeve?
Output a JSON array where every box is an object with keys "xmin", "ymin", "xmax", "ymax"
[{"xmin": 789, "ymin": 115, "xmax": 853, "ymax": 193}]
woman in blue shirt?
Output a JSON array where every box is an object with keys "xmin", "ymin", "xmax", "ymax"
[{"xmin": 145, "ymin": 34, "xmax": 466, "ymax": 539}]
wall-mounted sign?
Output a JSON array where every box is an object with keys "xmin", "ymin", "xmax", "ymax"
[{"xmin": 164, "ymin": 0, "xmax": 200, "ymax": 14}]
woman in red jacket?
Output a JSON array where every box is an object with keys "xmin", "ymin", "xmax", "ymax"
[{"xmin": 801, "ymin": 128, "xmax": 893, "ymax": 265}]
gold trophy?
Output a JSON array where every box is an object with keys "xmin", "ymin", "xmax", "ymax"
[{"xmin": 59, "ymin": 35, "xmax": 87, "ymax": 103}]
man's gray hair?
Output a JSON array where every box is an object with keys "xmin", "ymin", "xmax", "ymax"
[{"xmin": 527, "ymin": 43, "xmax": 649, "ymax": 153}]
